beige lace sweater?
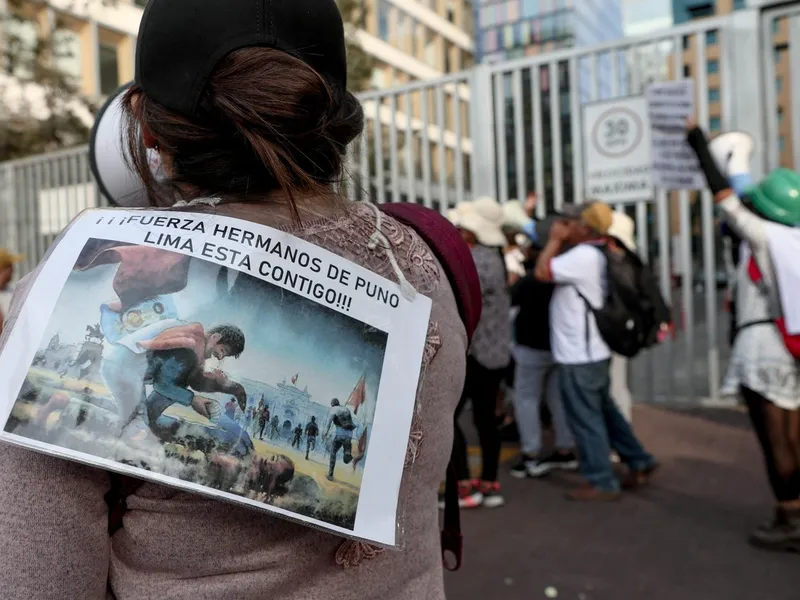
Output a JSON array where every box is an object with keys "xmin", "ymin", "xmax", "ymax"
[{"xmin": 0, "ymin": 201, "xmax": 466, "ymax": 600}]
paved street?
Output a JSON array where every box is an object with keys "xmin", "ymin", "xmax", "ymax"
[{"xmin": 445, "ymin": 404, "xmax": 800, "ymax": 600}]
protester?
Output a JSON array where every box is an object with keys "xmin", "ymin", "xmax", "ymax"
[
  {"xmin": 606, "ymin": 212, "xmax": 637, "ymax": 422},
  {"xmin": 0, "ymin": 249, "xmax": 22, "ymax": 336},
  {"xmin": 0, "ymin": 1, "xmax": 467, "ymax": 596},
  {"xmin": 687, "ymin": 121, "xmax": 800, "ymax": 551},
  {"xmin": 448, "ymin": 197, "xmax": 511, "ymax": 508},
  {"xmin": 534, "ymin": 202, "xmax": 657, "ymax": 501},
  {"xmin": 509, "ymin": 241, "xmax": 578, "ymax": 478}
]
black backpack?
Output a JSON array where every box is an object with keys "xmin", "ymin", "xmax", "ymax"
[{"xmin": 577, "ymin": 243, "xmax": 670, "ymax": 358}]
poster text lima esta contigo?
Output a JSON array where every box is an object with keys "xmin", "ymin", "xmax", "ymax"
[{"xmin": 93, "ymin": 213, "xmax": 403, "ymax": 312}]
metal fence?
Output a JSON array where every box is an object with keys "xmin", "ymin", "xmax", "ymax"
[{"xmin": 1, "ymin": 2, "xmax": 799, "ymax": 405}]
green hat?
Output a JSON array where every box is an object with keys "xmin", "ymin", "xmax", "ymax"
[{"xmin": 746, "ymin": 168, "xmax": 800, "ymax": 226}]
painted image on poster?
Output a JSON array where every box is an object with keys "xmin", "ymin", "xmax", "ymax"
[{"xmin": 5, "ymin": 239, "xmax": 387, "ymax": 530}]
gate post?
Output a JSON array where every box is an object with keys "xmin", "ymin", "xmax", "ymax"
[
  {"xmin": 726, "ymin": 8, "xmax": 767, "ymax": 182},
  {"xmin": 468, "ymin": 64, "xmax": 497, "ymax": 201}
]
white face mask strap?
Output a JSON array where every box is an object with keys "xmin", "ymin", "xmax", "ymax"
[{"xmin": 364, "ymin": 203, "xmax": 417, "ymax": 302}]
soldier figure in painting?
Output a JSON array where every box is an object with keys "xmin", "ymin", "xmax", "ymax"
[
  {"xmin": 291, "ymin": 424, "xmax": 303, "ymax": 449},
  {"xmin": 305, "ymin": 416, "xmax": 319, "ymax": 460}
]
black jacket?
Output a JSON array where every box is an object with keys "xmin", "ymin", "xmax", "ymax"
[{"xmin": 510, "ymin": 265, "xmax": 554, "ymax": 351}]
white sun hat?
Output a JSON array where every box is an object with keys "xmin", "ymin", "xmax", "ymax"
[
  {"xmin": 456, "ymin": 197, "xmax": 506, "ymax": 247},
  {"xmin": 607, "ymin": 211, "xmax": 637, "ymax": 252},
  {"xmin": 502, "ymin": 199, "xmax": 532, "ymax": 230}
]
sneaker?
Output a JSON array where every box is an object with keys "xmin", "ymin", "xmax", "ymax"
[
  {"xmin": 748, "ymin": 507, "xmax": 800, "ymax": 553},
  {"xmin": 479, "ymin": 481, "xmax": 505, "ymax": 508},
  {"xmin": 526, "ymin": 451, "xmax": 579, "ymax": 477},
  {"xmin": 458, "ymin": 481, "xmax": 484, "ymax": 509},
  {"xmin": 510, "ymin": 454, "xmax": 537, "ymax": 479}
]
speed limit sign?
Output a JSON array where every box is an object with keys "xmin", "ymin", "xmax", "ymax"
[{"xmin": 582, "ymin": 96, "xmax": 653, "ymax": 203}]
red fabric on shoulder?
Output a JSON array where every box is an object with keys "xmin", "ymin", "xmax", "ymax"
[
  {"xmin": 378, "ymin": 203, "xmax": 482, "ymax": 344},
  {"xmin": 747, "ymin": 256, "xmax": 763, "ymax": 283}
]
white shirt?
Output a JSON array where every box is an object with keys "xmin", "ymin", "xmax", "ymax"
[
  {"xmin": 504, "ymin": 247, "xmax": 526, "ymax": 278},
  {"xmin": 549, "ymin": 244, "xmax": 611, "ymax": 365}
]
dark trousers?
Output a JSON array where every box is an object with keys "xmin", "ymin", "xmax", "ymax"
[
  {"xmin": 258, "ymin": 421, "xmax": 267, "ymax": 438},
  {"xmin": 452, "ymin": 356, "xmax": 505, "ymax": 483},
  {"xmin": 329, "ymin": 434, "xmax": 353, "ymax": 477},
  {"xmin": 559, "ymin": 360, "xmax": 654, "ymax": 492},
  {"xmin": 306, "ymin": 436, "xmax": 316, "ymax": 459},
  {"xmin": 742, "ymin": 386, "xmax": 800, "ymax": 502}
]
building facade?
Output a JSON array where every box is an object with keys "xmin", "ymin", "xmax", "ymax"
[
  {"xmin": 0, "ymin": 0, "xmax": 474, "ymax": 100},
  {"xmin": 671, "ymin": 0, "xmax": 793, "ymax": 167},
  {"xmin": 474, "ymin": 0, "xmax": 625, "ymax": 207},
  {"xmin": 1, "ymin": 0, "xmax": 143, "ymax": 101}
]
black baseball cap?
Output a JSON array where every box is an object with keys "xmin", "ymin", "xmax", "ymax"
[{"xmin": 135, "ymin": 0, "xmax": 348, "ymax": 119}]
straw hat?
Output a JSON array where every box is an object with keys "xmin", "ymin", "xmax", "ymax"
[
  {"xmin": 501, "ymin": 199, "xmax": 532, "ymax": 230},
  {"xmin": 0, "ymin": 249, "xmax": 23, "ymax": 269},
  {"xmin": 455, "ymin": 197, "xmax": 506, "ymax": 247},
  {"xmin": 607, "ymin": 212, "xmax": 637, "ymax": 252},
  {"xmin": 580, "ymin": 201, "xmax": 614, "ymax": 235}
]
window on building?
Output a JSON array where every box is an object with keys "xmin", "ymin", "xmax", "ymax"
[
  {"xmin": 522, "ymin": 0, "xmax": 538, "ymax": 19},
  {"xmin": 779, "ymin": 136, "xmax": 786, "ymax": 153},
  {"xmin": 520, "ymin": 19, "xmax": 531, "ymax": 45},
  {"xmin": 494, "ymin": 2, "xmax": 506, "ymax": 25},
  {"xmin": 444, "ymin": 45, "xmax": 451, "ymax": 72},
  {"xmin": 772, "ymin": 18, "xmax": 781, "ymax": 35},
  {"xmin": 4, "ymin": 16, "xmax": 39, "ymax": 79},
  {"xmin": 483, "ymin": 28, "xmax": 497, "ymax": 53},
  {"xmin": 541, "ymin": 13, "xmax": 554, "ymax": 41},
  {"xmin": 708, "ymin": 87, "xmax": 720, "ymax": 103},
  {"xmin": 424, "ymin": 29, "xmax": 437, "ymax": 68},
  {"xmin": 710, "ymin": 117, "xmax": 721, "ymax": 132},
  {"xmin": 778, "ymin": 106, "xmax": 784, "ymax": 125},
  {"xmin": 687, "ymin": 3, "xmax": 714, "ymax": 20},
  {"xmin": 378, "ymin": 0, "xmax": 389, "ymax": 41},
  {"xmin": 777, "ymin": 76, "xmax": 784, "ymax": 93},
  {"xmin": 705, "ymin": 30, "xmax": 718, "ymax": 45},
  {"xmin": 733, "ymin": 0, "xmax": 746, "ymax": 9},
  {"xmin": 99, "ymin": 43, "xmax": 120, "ymax": 95},
  {"xmin": 446, "ymin": 0, "xmax": 456, "ymax": 24},
  {"xmin": 503, "ymin": 23, "xmax": 514, "ymax": 50},
  {"xmin": 774, "ymin": 43, "xmax": 788, "ymax": 64},
  {"xmin": 683, "ymin": 64, "xmax": 691, "ymax": 77},
  {"xmin": 682, "ymin": 35, "xmax": 690, "ymax": 50},
  {"xmin": 481, "ymin": 5, "xmax": 493, "ymax": 27},
  {"xmin": 707, "ymin": 59, "xmax": 719, "ymax": 74}
]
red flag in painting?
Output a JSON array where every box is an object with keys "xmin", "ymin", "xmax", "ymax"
[
  {"xmin": 346, "ymin": 374, "xmax": 366, "ymax": 415},
  {"xmin": 352, "ymin": 427, "xmax": 368, "ymax": 471}
]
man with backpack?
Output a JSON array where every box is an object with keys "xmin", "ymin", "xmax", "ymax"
[{"xmin": 534, "ymin": 201, "xmax": 658, "ymax": 501}]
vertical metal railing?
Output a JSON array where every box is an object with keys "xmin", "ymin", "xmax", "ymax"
[{"xmin": 0, "ymin": 9, "xmax": 786, "ymax": 405}]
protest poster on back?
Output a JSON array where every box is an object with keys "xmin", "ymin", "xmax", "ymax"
[
  {"xmin": 0, "ymin": 209, "xmax": 432, "ymax": 547},
  {"xmin": 646, "ymin": 80, "xmax": 706, "ymax": 190}
]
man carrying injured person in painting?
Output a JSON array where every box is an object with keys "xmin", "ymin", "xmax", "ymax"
[
  {"xmin": 324, "ymin": 398, "xmax": 359, "ymax": 481},
  {"xmin": 140, "ymin": 323, "xmax": 254, "ymax": 457}
]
